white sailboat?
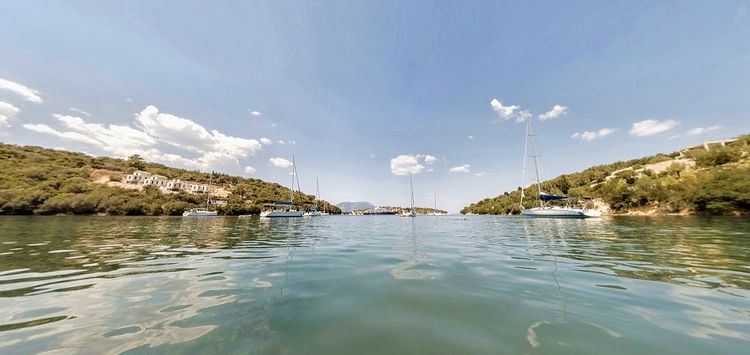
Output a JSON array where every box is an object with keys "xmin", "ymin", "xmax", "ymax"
[
  {"xmin": 183, "ymin": 172, "xmax": 219, "ymax": 217},
  {"xmin": 519, "ymin": 116, "xmax": 600, "ymax": 218},
  {"xmin": 400, "ymin": 173, "xmax": 417, "ymax": 218},
  {"xmin": 429, "ymin": 192, "xmax": 445, "ymax": 216},
  {"xmin": 304, "ymin": 177, "xmax": 327, "ymax": 216},
  {"xmin": 261, "ymin": 156, "xmax": 304, "ymax": 218}
]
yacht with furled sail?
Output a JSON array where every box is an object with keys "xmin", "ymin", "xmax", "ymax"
[
  {"xmin": 261, "ymin": 156, "xmax": 304, "ymax": 218},
  {"xmin": 519, "ymin": 115, "xmax": 601, "ymax": 218},
  {"xmin": 183, "ymin": 172, "xmax": 219, "ymax": 216},
  {"xmin": 304, "ymin": 177, "xmax": 327, "ymax": 216},
  {"xmin": 400, "ymin": 173, "xmax": 417, "ymax": 217}
]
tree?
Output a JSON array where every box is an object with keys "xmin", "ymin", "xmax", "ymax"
[{"xmin": 126, "ymin": 154, "xmax": 146, "ymax": 170}]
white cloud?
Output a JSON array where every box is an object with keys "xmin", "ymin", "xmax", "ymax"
[
  {"xmin": 0, "ymin": 78, "xmax": 43, "ymax": 103},
  {"xmin": 277, "ymin": 140, "xmax": 285, "ymax": 144},
  {"xmin": 69, "ymin": 107, "xmax": 90, "ymax": 116},
  {"xmin": 125, "ymin": 97, "xmax": 134, "ymax": 103},
  {"xmin": 467, "ymin": 135, "xmax": 474, "ymax": 140},
  {"xmin": 369, "ymin": 153, "xmax": 375, "ymax": 158},
  {"xmin": 571, "ymin": 128, "xmax": 615, "ymax": 141},
  {"xmin": 244, "ymin": 166, "xmax": 257, "ymax": 174},
  {"xmin": 135, "ymin": 105, "xmax": 262, "ymax": 158},
  {"xmin": 260, "ymin": 137, "xmax": 272, "ymax": 145},
  {"xmin": 0, "ymin": 101, "xmax": 20, "ymax": 127},
  {"xmin": 538, "ymin": 105, "xmax": 568, "ymax": 121},
  {"xmin": 250, "ymin": 110, "xmax": 262, "ymax": 117},
  {"xmin": 54, "ymin": 114, "xmax": 157, "ymax": 153},
  {"xmin": 423, "ymin": 155, "xmax": 437, "ymax": 164},
  {"xmin": 490, "ymin": 98, "xmax": 519, "ymax": 120},
  {"xmin": 474, "ymin": 172, "xmax": 486, "ymax": 177},
  {"xmin": 22, "ymin": 106, "xmax": 267, "ymax": 173},
  {"xmin": 630, "ymin": 119, "xmax": 679, "ymax": 137},
  {"xmin": 390, "ymin": 155, "xmax": 425, "ymax": 175},
  {"xmin": 23, "ymin": 123, "xmax": 102, "ymax": 146},
  {"xmin": 449, "ymin": 164, "xmax": 471, "ymax": 173},
  {"xmin": 686, "ymin": 125, "xmax": 721, "ymax": 136},
  {"xmin": 287, "ymin": 140, "xmax": 296, "ymax": 144},
  {"xmin": 269, "ymin": 157, "xmax": 293, "ymax": 168}
]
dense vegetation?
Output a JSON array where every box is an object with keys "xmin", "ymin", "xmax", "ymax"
[
  {"xmin": 461, "ymin": 134, "xmax": 750, "ymax": 215},
  {"xmin": 0, "ymin": 143, "xmax": 341, "ymax": 216}
]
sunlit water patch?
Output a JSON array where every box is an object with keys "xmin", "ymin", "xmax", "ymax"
[{"xmin": 0, "ymin": 215, "xmax": 749, "ymax": 354}]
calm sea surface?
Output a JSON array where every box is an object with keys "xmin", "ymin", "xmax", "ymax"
[{"xmin": 0, "ymin": 215, "xmax": 749, "ymax": 354}]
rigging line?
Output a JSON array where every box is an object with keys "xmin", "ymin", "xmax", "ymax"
[
  {"xmin": 528, "ymin": 117, "xmax": 544, "ymax": 208},
  {"xmin": 520, "ymin": 116, "xmax": 530, "ymax": 209}
]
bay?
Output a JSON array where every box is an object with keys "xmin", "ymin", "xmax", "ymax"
[{"xmin": 0, "ymin": 216, "xmax": 748, "ymax": 354}]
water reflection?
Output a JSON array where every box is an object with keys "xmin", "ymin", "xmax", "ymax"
[{"xmin": 0, "ymin": 216, "xmax": 748, "ymax": 354}]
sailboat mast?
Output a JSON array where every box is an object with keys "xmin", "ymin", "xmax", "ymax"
[
  {"xmin": 316, "ymin": 176, "xmax": 320, "ymax": 210},
  {"xmin": 520, "ymin": 118, "xmax": 530, "ymax": 209},
  {"xmin": 290, "ymin": 155, "xmax": 295, "ymax": 205},
  {"xmin": 528, "ymin": 118, "xmax": 544, "ymax": 208},
  {"xmin": 206, "ymin": 171, "xmax": 212, "ymax": 209},
  {"xmin": 409, "ymin": 173, "xmax": 415, "ymax": 210}
]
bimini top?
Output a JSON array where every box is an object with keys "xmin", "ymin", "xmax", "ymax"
[{"xmin": 539, "ymin": 192, "xmax": 574, "ymax": 202}]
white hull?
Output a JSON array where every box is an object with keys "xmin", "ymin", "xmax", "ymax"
[
  {"xmin": 400, "ymin": 211, "xmax": 416, "ymax": 218},
  {"xmin": 183, "ymin": 209, "xmax": 218, "ymax": 217},
  {"xmin": 261, "ymin": 210, "xmax": 304, "ymax": 218},
  {"xmin": 522, "ymin": 207, "xmax": 599, "ymax": 218},
  {"xmin": 304, "ymin": 211, "xmax": 323, "ymax": 216}
]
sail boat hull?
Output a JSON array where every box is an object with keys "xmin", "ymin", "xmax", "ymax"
[
  {"xmin": 522, "ymin": 207, "xmax": 596, "ymax": 218},
  {"xmin": 261, "ymin": 210, "xmax": 303, "ymax": 218}
]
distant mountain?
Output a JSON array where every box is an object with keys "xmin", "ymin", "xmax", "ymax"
[{"xmin": 336, "ymin": 201, "xmax": 375, "ymax": 212}]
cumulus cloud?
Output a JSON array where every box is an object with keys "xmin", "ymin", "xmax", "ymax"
[
  {"xmin": 0, "ymin": 101, "xmax": 20, "ymax": 127},
  {"xmin": 571, "ymin": 128, "xmax": 615, "ymax": 141},
  {"xmin": 449, "ymin": 164, "xmax": 471, "ymax": 173},
  {"xmin": 538, "ymin": 105, "xmax": 568, "ymax": 121},
  {"xmin": 55, "ymin": 114, "xmax": 157, "ymax": 153},
  {"xmin": 490, "ymin": 98, "xmax": 519, "ymax": 120},
  {"xmin": 390, "ymin": 154, "xmax": 437, "ymax": 175},
  {"xmin": 260, "ymin": 137, "xmax": 272, "ymax": 145},
  {"xmin": 686, "ymin": 125, "xmax": 721, "ymax": 136},
  {"xmin": 269, "ymin": 157, "xmax": 293, "ymax": 168},
  {"xmin": 22, "ymin": 123, "xmax": 102, "ymax": 146},
  {"xmin": 630, "ymin": 119, "xmax": 679, "ymax": 137},
  {"xmin": 250, "ymin": 110, "xmax": 262, "ymax": 117},
  {"xmin": 244, "ymin": 166, "xmax": 257, "ymax": 174},
  {"xmin": 135, "ymin": 105, "xmax": 262, "ymax": 158},
  {"xmin": 22, "ymin": 106, "xmax": 268, "ymax": 173},
  {"xmin": 390, "ymin": 155, "xmax": 425, "ymax": 175},
  {"xmin": 516, "ymin": 110, "xmax": 532, "ymax": 123},
  {"xmin": 0, "ymin": 78, "xmax": 43, "ymax": 103}
]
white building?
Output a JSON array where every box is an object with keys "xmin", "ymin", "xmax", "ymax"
[
  {"xmin": 143, "ymin": 175, "xmax": 168, "ymax": 187},
  {"xmin": 165, "ymin": 179, "xmax": 187, "ymax": 191},
  {"xmin": 125, "ymin": 170, "xmax": 214, "ymax": 195},
  {"xmin": 124, "ymin": 170, "xmax": 151, "ymax": 184}
]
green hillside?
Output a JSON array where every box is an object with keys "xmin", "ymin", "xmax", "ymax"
[
  {"xmin": 461, "ymin": 134, "xmax": 750, "ymax": 216},
  {"xmin": 0, "ymin": 143, "xmax": 341, "ymax": 215}
]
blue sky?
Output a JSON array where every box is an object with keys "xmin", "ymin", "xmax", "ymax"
[{"xmin": 1, "ymin": 0, "xmax": 748, "ymax": 212}]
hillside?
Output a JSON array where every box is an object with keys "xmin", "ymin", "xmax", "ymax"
[
  {"xmin": 0, "ymin": 143, "xmax": 341, "ymax": 215},
  {"xmin": 461, "ymin": 134, "xmax": 750, "ymax": 216}
]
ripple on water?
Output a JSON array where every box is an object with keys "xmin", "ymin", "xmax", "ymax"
[{"xmin": 0, "ymin": 216, "xmax": 748, "ymax": 354}]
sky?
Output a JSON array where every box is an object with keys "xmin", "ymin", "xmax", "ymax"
[{"xmin": 1, "ymin": 0, "xmax": 748, "ymax": 213}]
